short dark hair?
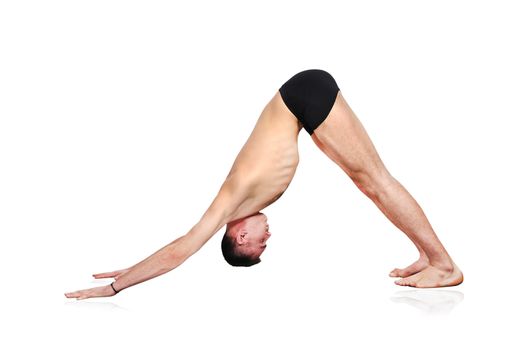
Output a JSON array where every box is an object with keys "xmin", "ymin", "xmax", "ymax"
[{"xmin": 221, "ymin": 229, "xmax": 261, "ymax": 267}]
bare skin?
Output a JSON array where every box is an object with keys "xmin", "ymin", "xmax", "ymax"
[
  {"xmin": 310, "ymin": 92, "xmax": 463, "ymax": 288},
  {"xmin": 65, "ymin": 88, "xmax": 462, "ymax": 300}
]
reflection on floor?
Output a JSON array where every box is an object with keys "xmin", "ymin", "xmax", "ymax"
[
  {"xmin": 390, "ymin": 289, "xmax": 464, "ymax": 315},
  {"xmin": 64, "ymin": 300, "xmax": 130, "ymax": 312}
]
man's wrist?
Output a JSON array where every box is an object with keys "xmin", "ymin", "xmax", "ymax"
[{"xmin": 110, "ymin": 282, "xmax": 120, "ymax": 294}]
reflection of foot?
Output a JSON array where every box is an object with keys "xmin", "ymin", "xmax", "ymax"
[
  {"xmin": 390, "ymin": 289, "xmax": 464, "ymax": 314},
  {"xmin": 394, "ymin": 263, "xmax": 463, "ymax": 288},
  {"xmin": 389, "ymin": 257, "xmax": 430, "ymax": 278}
]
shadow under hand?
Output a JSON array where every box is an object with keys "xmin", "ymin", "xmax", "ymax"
[
  {"xmin": 64, "ymin": 300, "xmax": 130, "ymax": 312},
  {"xmin": 390, "ymin": 289, "xmax": 464, "ymax": 315}
]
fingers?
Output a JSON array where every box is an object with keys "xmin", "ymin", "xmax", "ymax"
[
  {"xmin": 93, "ymin": 269, "xmax": 128, "ymax": 279},
  {"xmin": 65, "ymin": 285, "xmax": 113, "ymax": 300},
  {"xmin": 64, "ymin": 289, "xmax": 97, "ymax": 300},
  {"xmin": 92, "ymin": 272, "xmax": 118, "ymax": 279},
  {"xmin": 64, "ymin": 291, "xmax": 90, "ymax": 300}
]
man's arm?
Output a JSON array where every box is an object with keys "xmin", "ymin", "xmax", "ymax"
[{"xmin": 108, "ymin": 177, "xmax": 245, "ymax": 294}]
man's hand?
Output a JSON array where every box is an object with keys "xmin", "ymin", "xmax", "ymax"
[
  {"xmin": 64, "ymin": 267, "xmax": 130, "ymax": 300},
  {"xmin": 92, "ymin": 268, "xmax": 131, "ymax": 280},
  {"xmin": 64, "ymin": 284, "xmax": 116, "ymax": 300}
]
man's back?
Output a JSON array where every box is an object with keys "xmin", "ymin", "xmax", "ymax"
[{"xmin": 221, "ymin": 91, "xmax": 303, "ymax": 222}]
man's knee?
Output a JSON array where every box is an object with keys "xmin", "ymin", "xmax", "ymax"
[{"xmin": 350, "ymin": 169, "xmax": 393, "ymax": 198}]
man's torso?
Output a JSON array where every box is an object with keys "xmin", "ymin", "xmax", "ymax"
[{"xmin": 223, "ymin": 91, "xmax": 302, "ymax": 221}]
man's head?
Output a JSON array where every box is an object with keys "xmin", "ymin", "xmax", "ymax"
[{"xmin": 221, "ymin": 212, "xmax": 272, "ymax": 267}]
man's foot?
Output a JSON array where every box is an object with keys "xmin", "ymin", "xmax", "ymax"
[
  {"xmin": 394, "ymin": 262, "xmax": 463, "ymax": 288},
  {"xmin": 389, "ymin": 256, "xmax": 430, "ymax": 278}
]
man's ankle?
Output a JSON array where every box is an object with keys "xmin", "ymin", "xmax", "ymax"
[{"xmin": 430, "ymin": 258, "xmax": 454, "ymax": 272}]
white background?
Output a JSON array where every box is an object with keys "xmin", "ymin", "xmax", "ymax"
[{"xmin": 1, "ymin": 1, "xmax": 526, "ymax": 349}]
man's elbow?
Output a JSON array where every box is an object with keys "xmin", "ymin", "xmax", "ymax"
[{"xmin": 164, "ymin": 237, "xmax": 194, "ymax": 266}]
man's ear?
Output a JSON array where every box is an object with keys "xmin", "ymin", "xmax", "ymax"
[{"xmin": 235, "ymin": 229, "xmax": 248, "ymax": 245}]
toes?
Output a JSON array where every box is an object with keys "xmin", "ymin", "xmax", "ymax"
[
  {"xmin": 389, "ymin": 269, "xmax": 401, "ymax": 277},
  {"xmin": 395, "ymin": 278, "xmax": 417, "ymax": 287},
  {"xmin": 398, "ymin": 269, "xmax": 417, "ymax": 278},
  {"xmin": 391, "ymin": 267, "xmax": 418, "ymax": 278}
]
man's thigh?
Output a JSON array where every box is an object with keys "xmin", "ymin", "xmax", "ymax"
[{"xmin": 311, "ymin": 91, "xmax": 390, "ymax": 181}]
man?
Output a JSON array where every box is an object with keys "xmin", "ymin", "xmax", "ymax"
[{"xmin": 65, "ymin": 69, "xmax": 463, "ymax": 300}]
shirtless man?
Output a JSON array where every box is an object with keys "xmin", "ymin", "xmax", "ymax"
[{"xmin": 65, "ymin": 69, "xmax": 463, "ymax": 300}]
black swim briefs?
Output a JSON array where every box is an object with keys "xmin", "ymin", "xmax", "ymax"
[{"xmin": 279, "ymin": 69, "xmax": 340, "ymax": 135}]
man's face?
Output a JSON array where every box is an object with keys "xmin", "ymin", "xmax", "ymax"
[{"xmin": 236, "ymin": 212, "xmax": 272, "ymax": 259}]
